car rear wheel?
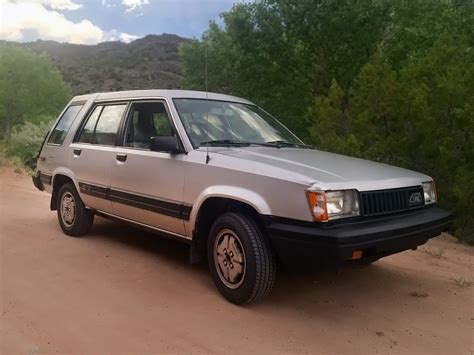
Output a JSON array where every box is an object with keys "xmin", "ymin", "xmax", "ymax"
[
  {"xmin": 208, "ymin": 212, "xmax": 276, "ymax": 304},
  {"xmin": 57, "ymin": 183, "xmax": 94, "ymax": 237}
]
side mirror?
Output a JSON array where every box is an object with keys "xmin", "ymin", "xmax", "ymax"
[{"xmin": 150, "ymin": 136, "xmax": 182, "ymax": 154}]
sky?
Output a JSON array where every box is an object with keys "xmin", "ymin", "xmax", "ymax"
[{"xmin": 0, "ymin": 0, "xmax": 253, "ymax": 44}]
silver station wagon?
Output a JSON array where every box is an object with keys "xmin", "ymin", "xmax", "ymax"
[{"xmin": 33, "ymin": 90, "xmax": 452, "ymax": 304}]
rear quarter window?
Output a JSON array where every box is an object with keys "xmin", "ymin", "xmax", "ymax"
[{"xmin": 47, "ymin": 104, "xmax": 84, "ymax": 145}]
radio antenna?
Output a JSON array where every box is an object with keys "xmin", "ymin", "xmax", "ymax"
[{"xmin": 205, "ymin": 39, "xmax": 210, "ymax": 164}]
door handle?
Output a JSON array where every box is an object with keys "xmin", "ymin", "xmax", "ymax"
[
  {"xmin": 116, "ymin": 154, "xmax": 127, "ymax": 162},
  {"xmin": 73, "ymin": 149, "xmax": 82, "ymax": 156}
]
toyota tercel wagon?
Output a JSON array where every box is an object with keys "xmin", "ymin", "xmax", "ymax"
[{"xmin": 33, "ymin": 90, "xmax": 452, "ymax": 304}]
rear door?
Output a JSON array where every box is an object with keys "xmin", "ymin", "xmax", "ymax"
[
  {"xmin": 110, "ymin": 100, "xmax": 188, "ymax": 237},
  {"xmin": 69, "ymin": 103, "xmax": 128, "ymax": 213}
]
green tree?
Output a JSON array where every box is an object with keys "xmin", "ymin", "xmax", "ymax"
[
  {"xmin": 308, "ymin": 35, "xmax": 474, "ymax": 243},
  {"xmin": 400, "ymin": 35, "xmax": 474, "ymax": 242},
  {"xmin": 0, "ymin": 45, "xmax": 71, "ymax": 139},
  {"xmin": 308, "ymin": 80, "xmax": 361, "ymax": 157},
  {"xmin": 179, "ymin": 0, "xmax": 474, "ymax": 242},
  {"xmin": 381, "ymin": 0, "xmax": 474, "ymax": 69},
  {"xmin": 180, "ymin": 0, "xmax": 391, "ymax": 136}
]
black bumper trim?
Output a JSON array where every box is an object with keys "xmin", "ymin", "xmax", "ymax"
[
  {"xmin": 263, "ymin": 207, "xmax": 452, "ymax": 265},
  {"xmin": 32, "ymin": 171, "xmax": 51, "ymax": 191},
  {"xmin": 39, "ymin": 172, "xmax": 52, "ymax": 185},
  {"xmin": 32, "ymin": 173, "xmax": 44, "ymax": 191}
]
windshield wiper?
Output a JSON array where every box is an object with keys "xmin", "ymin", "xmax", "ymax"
[
  {"xmin": 200, "ymin": 140, "xmax": 280, "ymax": 148},
  {"xmin": 265, "ymin": 140, "xmax": 313, "ymax": 149}
]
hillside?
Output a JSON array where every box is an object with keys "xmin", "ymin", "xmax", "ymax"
[{"xmin": 2, "ymin": 34, "xmax": 188, "ymax": 95}]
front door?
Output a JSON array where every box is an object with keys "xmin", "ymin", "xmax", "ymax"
[
  {"xmin": 110, "ymin": 100, "xmax": 188, "ymax": 236},
  {"xmin": 70, "ymin": 103, "xmax": 128, "ymax": 213}
]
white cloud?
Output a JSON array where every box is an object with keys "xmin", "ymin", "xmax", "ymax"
[
  {"xmin": 36, "ymin": 0, "xmax": 83, "ymax": 11},
  {"xmin": 101, "ymin": 0, "xmax": 114, "ymax": 8},
  {"xmin": 118, "ymin": 32, "xmax": 139, "ymax": 42},
  {"xmin": 103, "ymin": 29, "xmax": 139, "ymax": 43},
  {"xmin": 0, "ymin": 0, "xmax": 139, "ymax": 44},
  {"xmin": 122, "ymin": 0, "xmax": 149, "ymax": 12}
]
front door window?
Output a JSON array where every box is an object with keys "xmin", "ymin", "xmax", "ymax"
[{"xmin": 124, "ymin": 102, "xmax": 174, "ymax": 149}]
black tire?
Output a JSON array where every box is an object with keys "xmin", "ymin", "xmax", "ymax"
[
  {"xmin": 207, "ymin": 212, "xmax": 276, "ymax": 305},
  {"xmin": 57, "ymin": 183, "xmax": 94, "ymax": 237}
]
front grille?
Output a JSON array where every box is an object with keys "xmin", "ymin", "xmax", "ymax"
[{"xmin": 359, "ymin": 186, "xmax": 424, "ymax": 217}]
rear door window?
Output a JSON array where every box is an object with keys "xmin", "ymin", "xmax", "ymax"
[
  {"xmin": 48, "ymin": 104, "xmax": 83, "ymax": 145},
  {"xmin": 77, "ymin": 104, "xmax": 127, "ymax": 146}
]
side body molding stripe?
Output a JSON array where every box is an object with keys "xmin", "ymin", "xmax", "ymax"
[
  {"xmin": 78, "ymin": 182, "xmax": 107, "ymax": 199},
  {"xmin": 79, "ymin": 182, "xmax": 192, "ymax": 221}
]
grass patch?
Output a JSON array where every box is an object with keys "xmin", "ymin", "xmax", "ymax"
[
  {"xmin": 421, "ymin": 247, "xmax": 445, "ymax": 259},
  {"xmin": 9, "ymin": 155, "xmax": 30, "ymax": 175},
  {"xmin": 450, "ymin": 277, "xmax": 473, "ymax": 288},
  {"xmin": 0, "ymin": 154, "xmax": 8, "ymax": 167},
  {"xmin": 0, "ymin": 143, "xmax": 9, "ymax": 167},
  {"xmin": 0, "ymin": 141, "xmax": 34, "ymax": 175}
]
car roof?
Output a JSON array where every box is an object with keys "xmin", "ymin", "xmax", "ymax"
[{"xmin": 70, "ymin": 90, "xmax": 254, "ymax": 105}]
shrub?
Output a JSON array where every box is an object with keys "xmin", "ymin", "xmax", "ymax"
[
  {"xmin": 307, "ymin": 36, "xmax": 474, "ymax": 244},
  {"xmin": 7, "ymin": 119, "xmax": 53, "ymax": 170}
]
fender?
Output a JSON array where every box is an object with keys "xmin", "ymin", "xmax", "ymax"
[
  {"xmin": 188, "ymin": 185, "xmax": 272, "ymax": 230},
  {"xmin": 48, "ymin": 168, "xmax": 79, "ymax": 211},
  {"xmin": 52, "ymin": 167, "xmax": 79, "ymax": 191}
]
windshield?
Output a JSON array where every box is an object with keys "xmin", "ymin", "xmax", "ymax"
[{"xmin": 173, "ymin": 98, "xmax": 303, "ymax": 148}]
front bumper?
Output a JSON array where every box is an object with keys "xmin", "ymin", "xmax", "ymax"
[{"xmin": 263, "ymin": 207, "xmax": 452, "ymax": 267}]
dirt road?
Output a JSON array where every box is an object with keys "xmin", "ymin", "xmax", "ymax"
[{"xmin": 0, "ymin": 168, "xmax": 472, "ymax": 354}]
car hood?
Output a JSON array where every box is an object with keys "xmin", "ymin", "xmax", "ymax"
[{"xmin": 215, "ymin": 147, "xmax": 431, "ymax": 191}]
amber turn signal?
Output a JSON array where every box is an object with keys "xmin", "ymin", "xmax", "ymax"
[{"xmin": 306, "ymin": 191, "xmax": 328, "ymax": 222}]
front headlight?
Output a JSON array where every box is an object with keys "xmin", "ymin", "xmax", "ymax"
[
  {"xmin": 306, "ymin": 190, "xmax": 360, "ymax": 222},
  {"xmin": 422, "ymin": 181, "xmax": 437, "ymax": 204}
]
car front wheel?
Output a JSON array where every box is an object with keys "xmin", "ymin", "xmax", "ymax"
[{"xmin": 208, "ymin": 212, "xmax": 276, "ymax": 304}]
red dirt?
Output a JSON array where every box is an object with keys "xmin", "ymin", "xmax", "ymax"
[{"xmin": 1, "ymin": 168, "xmax": 473, "ymax": 354}]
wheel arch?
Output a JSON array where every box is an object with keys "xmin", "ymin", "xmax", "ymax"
[
  {"xmin": 189, "ymin": 186, "xmax": 271, "ymax": 228},
  {"xmin": 189, "ymin": 187, "xmax": 272, "ymax": 263},
  {"xmin": 50, "ymin": 168, "xmax": 79, "ymax": 211}
]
